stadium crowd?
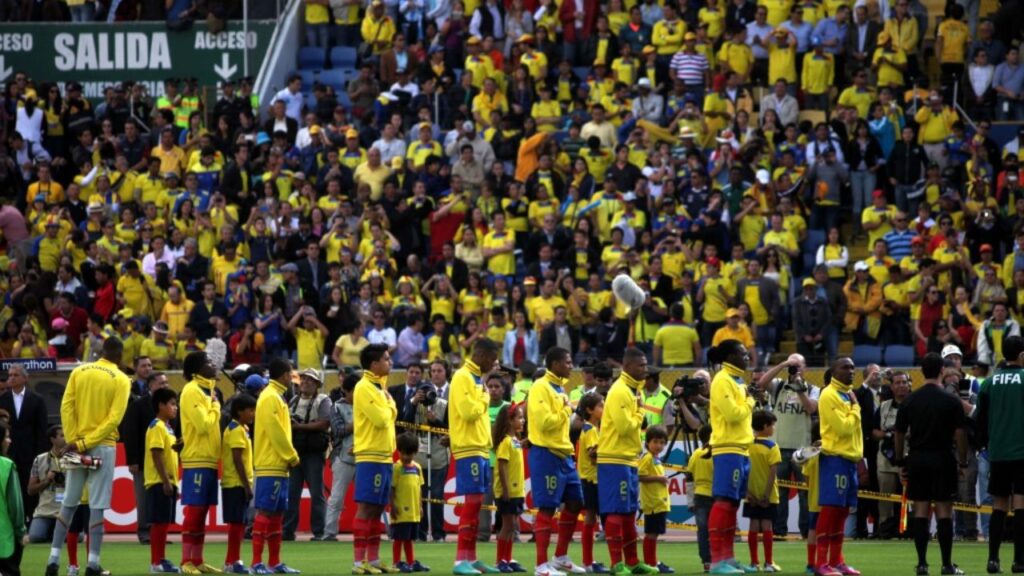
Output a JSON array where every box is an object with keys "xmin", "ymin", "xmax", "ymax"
[{"xmin": 0, "ymin": 0, "xmax": 1022, "ymax": 572}]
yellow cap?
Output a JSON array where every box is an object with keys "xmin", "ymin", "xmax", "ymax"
[
  {"xmin": 310, "ymin": 125, "xmax": 321, "ymax": 135},
  {"xmin": 467, "ymin": 36, "xmax": 482, "ymax": 45},
  {"xmin": 517, "ymin": 33, "xmax": 534, "ymax": 44},
  {"xmin": 726, "ymin": 307, "xmax": 741, "ymax": 318},
  {"xmin": 802, "ymin": 278, "xmax": 816, "ymax": 288},
  {"xmin": 684, "ymin": 32, "xmax": 697, "ymax": 40},
  {"xmin": 345, "ymin": 128, "xmax": 359, "ymax": 138},
  {"xmin": 642, "ymin": 45, "xmax": 656, "ymax": 55}
]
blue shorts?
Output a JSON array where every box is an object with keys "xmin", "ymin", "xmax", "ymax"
[
  {"xmin": 254, "ymin": 476, "xmax": 289, "ymax": 513},
  {"xmin": 712, "ymin": 454, "xmax": 750, "ymax": 501},
  {"xmin": 597, "ymin": 464, "xmax": 639, "ymax": 515},
  {"xmin": 528, "ymin": 447, "xmax": 583, "ymax": 509},
  {"xmin": 455, "ymin": 456, "xmax": 491, "ymax": 495},
  {"xmin": 221, "ymin": 486, "xmax": 250, "ymax": 524},
  {"xmin": 818, "ymin": 455, "xmax": 858, "ymax": 508},
  {"xmin": 181, "ymin": 468, "xmax": 219, "ymax": 506},
  {"xmin": 354, "ymin": 462, "xmax": 393, "ymax": 505}
]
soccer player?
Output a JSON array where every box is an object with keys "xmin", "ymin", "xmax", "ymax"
[
  {"xmin": 972, "ymin": 334, "xmax": 1024, "ymax": 574},
  {"xmin": 529, "ymin": 347, "xmax": 587, "ymax": 576},
  {"xmin": 45, "ymin": 337, "xmax": 131, "ymax": 576},
  {"xmin": 179, "ymin": 351, "xmax": 223, "ymax": 574},
  {"xmin": 251, "ymin": 358, "xmax": 302, "ymax": 575},
  {"xmin": 894, "ymin": 353, "xmax": 968, "ymax": 576},
  {"xmin": 706, "ymin": 340, "xmax": 754, "ymax": 575},
  {"xmin": 222, "ymin": 394, "xmax": 257, "ymax": 574},
  {"xmin": 352, "ymin": 343, "xmax": 398, "ymax": 575},
  {"xmin": 597, "ymin": 348, "xmax": 658, "ymax": 575},
  {"xmin": 146, "ymin": 387, "xmax": 181, "ymax": 573},
  {"xmin": 449, "ymin": 338, "xmax": 502, "ymax": 575},
  {"xmin": 814, "ymin": 357, "xmax": 862, "ymax": 576}
]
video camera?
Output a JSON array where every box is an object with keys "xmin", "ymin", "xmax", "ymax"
[
  {"xmin": 672, "ymin": 376, "xmax": 704, "ymax": 400},
  {"xmin": 417, "ymin": 383, "xmax": 438, "ymax": 407}
]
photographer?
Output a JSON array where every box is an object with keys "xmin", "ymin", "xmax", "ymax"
[
  {"xmin": 283, "ymin": 369, "xmax": 332, "ymax": 541},
  {"xmin": 757, "ymin": 354, "xmax": 819, "ymax": 538},
  {"xmin": 400, "ymin": 362, "xmax": 449, "ymax": 543},
  {"xmin": 666, "ymin": 371, "xmax": 709, "ymax": 447},
  {"xmin": 872, "ymin": 371, "xmax": 910, "ymax": 539}
]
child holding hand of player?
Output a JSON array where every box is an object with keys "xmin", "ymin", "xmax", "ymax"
[
  {"xmin": 222, "ymin": 393, "xmax": 257, "ymax": 574},
  {"xmin": 576, "ymin": 393, "xmax": 607, "ymax": 574},
  {"xmin": 391, "ymin": 433, "xmax": 428, "ymax": 573},
  {"xmin": 493, "ymin": 403, "xmax": 526, "ymax": 573},
  {"xmin": 687, "ymin": 425, "xmax": 714, "ymax": 573},
  {"xmin": 638, "ymin": 425, "xmax": 672, "ymax": 574},
  {"xmin": 146, "ymin": 388, "xmax": 181, "ymax": 574},
  {"xmin": 744, "ymin": 410, "xmax": 781, "ymax": 573}
]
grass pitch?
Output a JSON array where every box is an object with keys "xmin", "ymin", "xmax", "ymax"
[{"xmin": 18, "ymin": 537, "xmax": 998, "ymax": 575}]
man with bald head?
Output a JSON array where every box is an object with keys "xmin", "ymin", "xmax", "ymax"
[
  {"xmin": 757, "ymin": 354, "xmax": 819, "ymax": 537},
  {"xmin": 0, "ymin": 363, "xmax": 49, "ymax": 519}
]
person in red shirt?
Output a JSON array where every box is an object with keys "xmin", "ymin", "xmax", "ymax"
[
  {"xmin": 50, "ymin": 292, "xmax": 89, "ymax": 351},
  {"xmin": 92, "ymin": 264, "xmax": 117, "ymax": 321},
  {"xmin": 229, "ymin": 320, "xmax": 265, "ymax": 365}
]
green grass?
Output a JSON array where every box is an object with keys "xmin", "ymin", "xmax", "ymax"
[{"xmin": 19, "ymin": 539, "xmax": 998, "ymax": 575}]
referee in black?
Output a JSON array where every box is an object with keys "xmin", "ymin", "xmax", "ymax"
[{"xmin": 894, "ymin": 352, "xmax": 969, "ymax": 576}]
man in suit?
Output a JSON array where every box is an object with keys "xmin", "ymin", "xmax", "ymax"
[
  {"xmin": 844, "ymin": 2, "xmax": 880, "ymax": 83},
  {"xmin": 539, "ymin": 306, "xmax": 581, "ymax": 357},
  {"xmin": 433, "ymin": 241, "xmax": 469, "ymax": 292},
  {"xmin": 527, "ymin": 244, "xmax": 564, "ymax": 283},
  {"xmin": 174, "ymin": 238, "xmax": 210, "ymax": 303},
  {"xmin": 388, "ymin": 362, "xmax": 427, "ymax": 432},
  {"xmin": 297, "ymin": 239, "xmax": 329, "ymax": 310},
  {"xmin": 854, "ymin": 363, "xmax": 882, "ymax": 538},
  {"xmin": 1, "ymin": 365, "xmax": 50, "ymax": 521},
  {"xmin": 526, "ymin": 213, "xmax": 573, "ymax": 265},
  {"xmin": 262, "ymin": 99, "xmax": 299, "ymax": 144}
]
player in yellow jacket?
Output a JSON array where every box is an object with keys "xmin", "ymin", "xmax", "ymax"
[
  {"xmin": 352, "ymin": 344, "xmax": 397, "ymax": 575},
  {"xmin": 251, "ymin": 359, "xmax": 302, "ymax": 575},
  {"xmin": 706, "ymin": 339, "xmax": 754, "ymax": 575},
  {"xmin": 178, "ymin": 351, "xmax": 222, "ymax": 573},
  {"xmin": 449, "ymin": 338, "xmax": 501, "ymax": 575},
  {"xmin": 597, "ymin": 348, "xmax": 658, "ymax": 575},
  {"xmin": 813, "ymin": 357, "xmax": 862, "ymax": 576},
  {"xmin": 45, "ymin": 337, "xmax": 131, "ymax": 576},
  {"xmin": 528, "ymin": 347, "xmax": 587, "ymax": 575}
]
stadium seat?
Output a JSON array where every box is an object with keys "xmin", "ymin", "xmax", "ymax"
[
  {"xmin": 319, "ymin": 69, "xmax": 347, "ymax": 91},
  {"xmin": 337, "ymin": 90, "xmax": 353, "ymax": 109},
  {"xmin": 799, "ymin": 109, "xmax": 827, "ymax": 126},
  {"xmin": 298, "ymin": 46, "xmax": 326, "ymax": 70},
  {"xmin": 852, "ymin": 345, "xmax": 883, "ymax": 367},
  {"xmin": 330, "ymin": 46, "xmax": 358, "ymax": 69},
  {"xmin": 883, "ymin": 345, "xmax": 915, "ymax": 367},
  {"xmin": 297, "ymin": 70, "xmax": 316, "ymax": 91}
]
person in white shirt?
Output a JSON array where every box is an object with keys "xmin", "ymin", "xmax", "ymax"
[
  {"xmin": 366, "ymin": 309, "xmax": 398, "ymax": 352},
  {"xmin": 141, "ymin": 236, "xmax": 177, "ymax": 278},
  {"xmin": 631, "ymin": 78, "xmax": 664, "ymax": 122},
  {"xmin": 272, "ymin": 74, "xmax": 304, "ymax": 122},
  {"xmin": 294, "ymin": 113, "xmax": 321, "ymax": 149},
  {"xmin": 371, "ymin": 123, "xmax": 408, "ymax": 165}
]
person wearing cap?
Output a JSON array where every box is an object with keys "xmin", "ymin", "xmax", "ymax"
[
  {"xmin": 914, "ymin": 91, "xmax": 959, "ymax": 169},
  {"xmin": 139, "ymin": 321, "xmax": 173, "ymax": 371},
  {"xmin": 844, "ymin": 260, "xmax": 884, "ymax": 344},
  {"xmin": 669, "ymin": 31, "xmax": 711, "ymax": 101},
  {"xmin": 712, "ymin": 307, "xmax": 758, "ymax": 364},
  {"xmin": 801, "ymin": 35, "xmax": 835, "ymax": 110},
  {"xmin": 407, "ymin": 121, "xmax": 444, "ymax": 172},
  {"xmin": 281, "ymin": 368, "xmax": 331, "ymax": 542},
  {"xmin": 871, "ymin": 30, "xmax": 907, "ymax": 88},
  {"xmin": 361, "ymin": 0, "xmax": 396, "ymax": 56}
]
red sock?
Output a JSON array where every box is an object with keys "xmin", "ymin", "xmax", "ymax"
[
  {"xmin": 496, "ymin": 539, "xmax": 506, "ymax": 564},
  {"xmin": 830, "ymin": 508, "xmax": 848, "ymax": 567},
  {"xmin": 267, "ymin": 516, "xmax": 283, "ymax": 567},
  {"xmin": 748, "ymin": 531, "xmax": 759, "ymax": 565},
  {"xmin": 458, "ymin": 495, "xmax": 483, "ymax": 562},
  {"xmin": 622, "ymin": 517, "xmax": 639, "ymax": 566},
  {"xmin": 66, "ymin": 532, "xmax": 79, "ymax": 567},
  {"xmin": 807, "ymin": 542, "xmax": 816, "ymax": 567},
  {"xmin": 604, "ymin": 514, "xmax": 623, "ymax": 566},
  {"xmin": 582, "ymin": 521, "xmax": 596, "ymax": 566},
  {"xmin": 816, "ymin": 508, "xmax": 836, "ymax": 567},
  {"xmin": 252, "ymin": 514, "xmax": 270, "ymax": 566},
  {"xmin": 393, "ymin": 540, "xmax": 403, "ymax": 565},
  {"xmin": 643, "ymin": 537, "xmax": 657, "ymax": 566},
  {"xmin": 367, "ymin": 520, "xmax": 383, "ymax": 564},
  {"xmin": 708, "ymin": 503, "xmax": 725, "ymax": 563},
  {"xmin": 722, "ymin": 501, "xmax": 739, "ymax": 561},
  {"xmin": 226, "ymin": 523, "xmax": 244, "ymax": 565},
  {"xmin": 404, "ymin": 540, "xmax": 415, "ymax": 564},
  {"xmin": 194, "ymin": 522, "xmax": 207, "ymax": 566},
  {"xmin": 764, "ymin": 530, "xmax": 774, "ymax": 565},
  {"xmin": 555, "ymin": 510, "xmax": 577, "ymax": 557},
  {"xmin": 535, "ymin": 511, "xmax": 554, "ymax": 565},
  {"xmin": 181, "ymin": 505, "xmax": 202, "ymax": 565},
  {"xmin": 150, "ymin": 523, "xmax": 167, "ymax": 565}
]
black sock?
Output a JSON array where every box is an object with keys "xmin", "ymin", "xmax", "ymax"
[
  {"xmin": 915, "ymin": 516, "xmax": 931, "ymax": 567},
  {"xmin": 1013, "ymin": 509, "xmax": 1024, "ymax": 565},
  {"xmin": 990, "ymin": 509, "xmax": 1007, "ymax": 563},
  {"xmin": 937, "ymin": 518, "xmax": 954, "ymax": 567}
]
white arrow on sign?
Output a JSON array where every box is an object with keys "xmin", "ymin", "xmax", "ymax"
[
  {"xmin": 213, "ymin": 53, "xmax": 237, "ymax": 82},
  {"xmin": 0, "ymin": 56, "xmax": 11, "ymax": 83}
]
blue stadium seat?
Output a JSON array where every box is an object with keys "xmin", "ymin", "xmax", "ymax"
[
  {"xmin": 297, "ymin": 70, "xmax": 316, "ymax": 91},
  {"xmin": 852, "ymin": 345, "xmax": 883, "ymax": 367},
  {"xmin": 298, "ymin": 46, "xmax": 326, "ymax": 70},
  {"xmin": 330, "ymin": 46, "xmax": 358, "ymax": 69},
  {"xmin": 804, "ymin": 229, "xmax": 825, "ymax": 254},
  {"xmin": 319, "ymin": 69, "xmax": 347, "ymax": 91},
  {"xmin": 336, "ymin": 90, "xmax": 353, "ymax": 109},
  {"xmin": 883, "ymin": 345, "xmax": 915, "ymax": 367}
]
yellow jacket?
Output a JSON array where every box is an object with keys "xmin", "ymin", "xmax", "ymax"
[
  {"xmin": 180, "ymin": 375, "xmax": 222, "ymax": 469},
  {"xmin": 819, "ymin": 379, "xmax": 863, "ymax": 462},
  {"xmin": 597, "ymin": 371, "xmax": 645, "ymax": 467},
  {"xmin": 353, "ymin": 371, "xmax": 397, "ymax": 464},
  {"xmin": 843, "ymin": 278, "xmax": 883, "ymax": 339},
  {"xmin": 527, "ymin": 371, "xmax": 573, "ymax": 457},
  {"xmin": 914, "ymin": 106, "xmax": 958, "ymax": 144},
  {"xmin": 709, "ymin": 362, "xmax": 755, "ymax": 455},
  {"xmin": 449, "ymin": 359, "xmax": 491, "ymax": 460},
  {"xmin": 884, "ymin": 16, "xmax": 919, "ymax": 55},
  {"xmin": 254, "ymin": 379, "xmax": 300, "ymax": 477},
  {"xmin": 62, "ymin": 358, "xmax": 131, "ymax": 452}
]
